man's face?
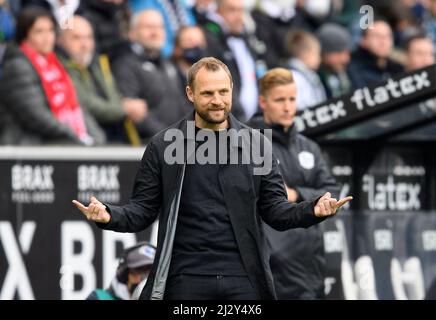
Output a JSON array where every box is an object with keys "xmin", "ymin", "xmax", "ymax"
[
  {"xmin": 25, "ymin": 17, "xmax": 56, "ymax": 55},
  {"xmin": 130, "ymin": 11, "xmax": 166, "ymax": 52},
  {"xmin": 217, "ymin": 0, "xmax": 245, "ymax": 35},
  {"xmin": 361, "ymin": 21, "xmax": 393, "ymax": 58},
  {"xmin": 407, "ymin": 38, "xmax": 435, "ymax": 70},
  {"xmin": 322, "ymin": 50, "xmax": 350, "ymax": 73},
  {"xmin": 59, "ymin": 17, "xmax": 95, "ymax": 67},
  {"xmin": 186, "ymin": 67, "xmax": 232, "ymax": 124},
  {"xmin": 259, "ymin": 83, "xmax": 297, "ymax": 129}
]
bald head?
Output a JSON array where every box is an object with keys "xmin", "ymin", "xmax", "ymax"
[
  {"xmin": 58, "ymin": 15, "xmax": 95, "ymax": 67},
  {"xmin": 129, "ymin": 9, "xmax": 166, "ymax": 53}
]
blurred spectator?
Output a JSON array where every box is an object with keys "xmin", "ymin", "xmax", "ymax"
[
  {"xmin": 293, "ymin": 0, "xmax": 333, "ymax": 32},
  {"xmin": 404, "ymin": 33, "xmax": 435, "ymax": 71},
  {"xmin": 190, "ymin": 0, "xmax": 216, "ymax": 26},
  {"xmin": 21, "ymin": 0, "xmax": 80, "ymax": 27},
  {"xmin": 111, "ymin": 9, "xmax": 191, "ymax": 139},
  {"xmin": 172, "ymin": 25, "xmax": 207, "ymax": 95},
  {"xmin": 248, "ymin": 68, "xmax": 340, "ymax": 299},
  {"xmin": 204, "ymin": 0, "xmax": 265, "ymax": 121},
  {"xmin": 250, "ymin": 0, "xmax": 298, "ymax": 65},
  {"xmin": 0, "ymin": 0, "xmax": 15, "ymax": 69},
  {"xmin": 76, "ymin": 0, "xmax": 130, "ymax": 63},
  {"xmin": 128, "ymin": 0, "xmax": 195, "ymax": 57},
  {"xmin": 423, "ymin": 0, "xmax": 436, "ymax": 52},
  {"xmin": 348, "ymin": 18, "xmax": 404, "ymax": 89},
  {"xmin": 285, "ymin": 30, "xmax": 326, "ymax": 110},
  {"xmin": 0, "ymin": 8, "xmax": 105, "ymax": 145},
  {"xmin": 57, "ymin": 15, "xmax": 141, "ymax": 145},
  {"xmin": 317, "ymin": 23, "xmax": 353, "ymax": 98},
  {"xmin": 87, "ymin": 242, "xmax": 156, "ymax": 300}
]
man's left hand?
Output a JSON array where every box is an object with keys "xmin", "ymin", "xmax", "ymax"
[{"xmin": 314, "ymin": 192, "xmax": 353, "ymax": 217}]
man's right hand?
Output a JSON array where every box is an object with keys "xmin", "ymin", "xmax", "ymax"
[{"xmin": 72, "ymin": 196, "xmax": 111, "ymax": 223}]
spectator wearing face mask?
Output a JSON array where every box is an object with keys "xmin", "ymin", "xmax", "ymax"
[
  {"xmin": 87, "ymin": 242, "xmax": 156, "ymax": 300},
  {"xmin": 171, "ymin": 25, "xmax": 207, "ymax": 97},
  {"xmin": 292, "ymin": 0, "xmax": 333, "ymax": 32}
]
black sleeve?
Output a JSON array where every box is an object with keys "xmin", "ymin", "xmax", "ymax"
[
  {"xmin": 96, "ymin": 141, "xmax": 162, "ymax": 232},
  {"xmin": 257, "ymin": 147, "xmax": 326, "ymax": 231},
  {"xmin": 295, "ymin": 144, "xmax": 341, "ymax": 201}
]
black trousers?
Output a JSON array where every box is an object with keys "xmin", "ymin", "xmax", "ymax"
[{"xmin": 164, "ymin": 274, "xmax": 260, "ymax": 300}]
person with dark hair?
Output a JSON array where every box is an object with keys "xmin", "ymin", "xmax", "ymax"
[
  {"xmin": 87, "ymin": 242, "xmax": 156, "ymax": 300},
  {"xmin": 248, "ymin": 68, "xmax": 341, "ymax": 299},
  {"xmin": 73, "ymin": 57, "xmax": 352, "ymax": 300},
  {"xmin": 404, "ymin": 34, "xmax": 435, "ymax": 71},
  {"xmin": 0, "ymin": 8, "xmax": 105, "ymax": 145},
  {"xmin": 348, "ymin": 18, "xmax": 404, "ymax": 89}
]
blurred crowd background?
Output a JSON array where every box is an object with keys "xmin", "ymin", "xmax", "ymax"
[{"xmin": 0, "ymin": 0, "xmax": 435, "ymax": 146}]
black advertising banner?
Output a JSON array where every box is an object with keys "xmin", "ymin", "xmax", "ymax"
[
  {"xmin": 295, "ymin": 64, "xmax": 436, "ymax": 137},
  {"xmin": 0, "ymin": 147, "xmax": 156, "ymax": 300},
  {"xmin": 358, "ymin": 148, "xmax": 426, "ymax": 212}
]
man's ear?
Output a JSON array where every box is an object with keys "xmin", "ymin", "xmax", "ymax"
[
  {"xmin": 186, "ymin": 85, "xmax": 194, "ymax": 102},
  {"xmin": 258, "ymin": 95, "xmax": 267, "ymax": 111}
]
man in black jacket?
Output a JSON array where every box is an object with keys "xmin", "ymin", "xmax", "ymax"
[
  {"xmin": 73, "ymin": 57, "xmax": 351, "ymax": 300},
  {"xmin": 248, "ymin": 67, "xmax": 341, "ymax": 299}
]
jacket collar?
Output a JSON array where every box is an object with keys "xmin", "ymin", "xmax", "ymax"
[{"xmin": 247, "ymin": 113, "xmax": 297, "ymax": 146}]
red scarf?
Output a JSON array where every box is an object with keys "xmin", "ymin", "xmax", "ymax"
[{"xmin": 20, "ymin": 42, "xmax": 88, "ymax": 140}]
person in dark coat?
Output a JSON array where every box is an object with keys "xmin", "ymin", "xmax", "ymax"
[
  {"xmin": 348, "ymin": 18, "xmax": 404, "ymax": 89},
  {"xmin": 248, "ymin": 67, "xmax": 341, "ymax": 299},
  {"xmin": 73, "ymin": 57, "xmax": 352, "ymax": 300}
]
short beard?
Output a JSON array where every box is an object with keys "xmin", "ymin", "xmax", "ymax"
[{"xmin": 196, "ymin": 105, "xmax": 230, "ymax": 124}]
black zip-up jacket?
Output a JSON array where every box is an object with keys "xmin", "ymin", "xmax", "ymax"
[
  {"xmin": 97, "ymin": 112, "xmax": 327, "ymax": 300},
  {"xmin": 248, "ymin": 115, "xmax": 340, "ymax": 299}
]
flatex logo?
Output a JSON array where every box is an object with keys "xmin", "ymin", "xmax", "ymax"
[
  {"xmin": 77, "ymin": 165, "xmax": 121, "ymax": 203},
  {"xmin": 11, "ymin": 165, "xmax": 55, "ymax": 203}
]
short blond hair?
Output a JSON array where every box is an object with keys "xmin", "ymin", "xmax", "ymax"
[
  {"xmin": 187, "ymin": 57, "xmax": 233, "ymax": 90},
  {"xmin": 259, "ymin": 68, "xmax": 294, "ymax": 96}
]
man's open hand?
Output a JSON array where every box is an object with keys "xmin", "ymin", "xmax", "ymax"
[
  {"xmin": 314, "ymin": 192, "xmax": 353, "ymax": 217},
  {"xmin": 72, "ymin": 196, "xmax": 111, "ymax": 223}
]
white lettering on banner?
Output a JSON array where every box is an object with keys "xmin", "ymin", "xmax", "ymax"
[
  {"xmin": 295, "ymin": 101, "xmax": 346, "ymax": 131},
  {"xmin": 351, "ymin": 73, "xmax": 431, "ymax": 111},
  {"xmin": 0, "ymin": 222, "xmax": 36, "ymax": 300},
  {"xmin": 296, "ymin": 71, "xmax": 431, "ymax": 131},
  {"xmin": 324, "ymin": 231, "xmax": 343, "ymax": 253},
  {"xmin": 102, "ymin": 232, "xmax": 136, "ymax": 288},
  {"xmin": 374, "ymin": 229, "xmax": 393, "ymax": 251},
  {"xmin": 422, "ymin": 231, "xmax": 436, "ymax": 251},
  {"xmin": 60, "ymin": 221, "xmax": 96, "ymax": 300},
  {"xmin": 362, "ymin": 175, "xmax": 421, "ymax": 211},
  {"xmin": 11, "ymin": 165, "xmax": 55, "ymax": 203},
  {"xmin": 393, "ymin": 166, "xmax": 426, "ymax": 176},
  {"xmin": 77, "ymin": 165, "xmax": 120, "ymax": 203},
  {"xmin": 332, "ymin": 165, "xmax": 353, "ymax": 176}
]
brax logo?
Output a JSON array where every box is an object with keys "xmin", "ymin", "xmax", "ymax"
[
  {"xmin": 11, "ymin": 165, "xmax": 55, "ymax": 203},
  {"xmin": 77, "ymin": 165, "xmax": 120, "ymax": 203}
]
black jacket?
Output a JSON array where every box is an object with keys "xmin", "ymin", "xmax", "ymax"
[
  {"xmin": 98, "ymin": 112, "xmax": 326, "ymax": 300},
  {"xmin": 248, "ymin": 115, "xmax": 340, "ymax": 299},
  {"xmin": 348, "ymin": 46, "xmax": 404, "ymax": 89}
]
